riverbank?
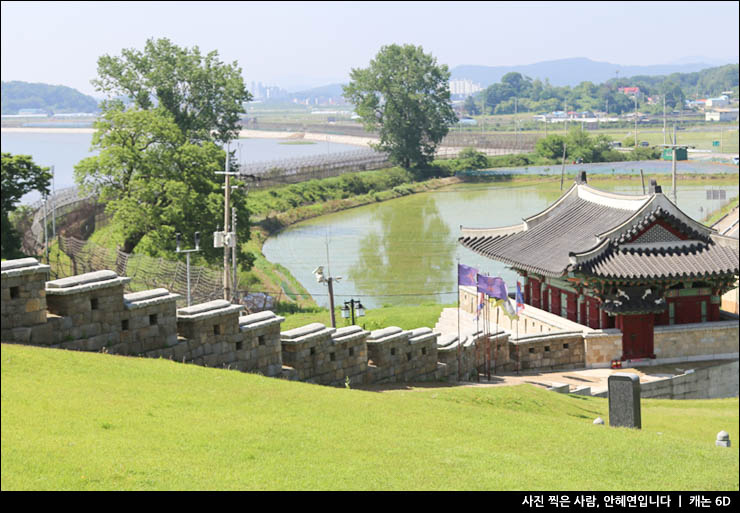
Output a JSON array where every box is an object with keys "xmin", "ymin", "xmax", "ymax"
[
  {"xmin": 238, "ymin": 128, "xmax": 375, "ymax": 148},
  {"xmin": 1, "ymin": 125, "xmax": 376, "ymax": 148},
  {"xmin": 250, "ymin": 170, "xmax": 739, "ymax": 311},
  {"xmin": 246, "ymin": 174, "xmax": 463, "ymax": 308}
]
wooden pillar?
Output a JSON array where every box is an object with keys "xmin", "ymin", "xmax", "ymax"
[
  {"xmin": 599, "ymin": 306, "xmax": 609, "ymax": 330},
  {"xmin": 550, "ymin": 286, "xmax": 561, "ymax": 317},
  {"xmin": 541, "ymin": 283, "xmax": 549, "ymax": 312},
  {"xmin": 530, "ymin": 278, "xmax": 541, "ymax": 309}
]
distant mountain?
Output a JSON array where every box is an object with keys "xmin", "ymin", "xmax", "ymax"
[
  {"xmin": 450, "ymin": 57, "xmax": 738, "ymax": 88},
  {"xmin": 1, "ymin": 81, "xmax": 100, "ymax": 115},
  {"xmin": 290, "ymin": 83, "xmax": 346, "ymax": 99}
]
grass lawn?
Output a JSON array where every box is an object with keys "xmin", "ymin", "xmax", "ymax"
[
  {"xmin": 2, "ymin": 343, "xmax": 738, "ymax": 491},
  {"xmin": 280, "ymin": 302, "xmax": 452, "ymax": 331}
]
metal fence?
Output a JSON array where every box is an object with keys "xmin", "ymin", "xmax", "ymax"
[
  {"xmin": 50, "ymin": 235, "xmax": 277, "ymax": 310},
  {"xmin": 239, "ymin": 148, "xmax": 391, "ymax": 185}
]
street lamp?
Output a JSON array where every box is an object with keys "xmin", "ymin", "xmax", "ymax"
[
  {"xmin": 313, "ymin": 265, "xmax": 341, "ymax": 328},
  {"xmin": 176, "ymin": 231, "xmax": 201, "ymax": 307},
  {"xmin": 341, "ymin": 299, "xmax": 366, "ymax": 325}
]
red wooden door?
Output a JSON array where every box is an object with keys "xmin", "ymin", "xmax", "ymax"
[
  {"xmin": 620, "ymin": 314, "xmax": 654, "ymax": 360},
  {"xmin": 674, "ymin": 296, "xmax": 708, "ymax": 324}
]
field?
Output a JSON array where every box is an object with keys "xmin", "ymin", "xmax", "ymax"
[{"xmin": 2, "ymin": 343, "xmax": 738, "ymax": 491}]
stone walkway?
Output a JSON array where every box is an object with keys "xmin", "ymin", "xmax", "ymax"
[{"xmin": 356, "ymin": 359, "xmax": 734, "ymax": 395}]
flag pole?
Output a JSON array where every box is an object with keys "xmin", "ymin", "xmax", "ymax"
[
  {"xmin": 495, "ymin": 304, "xmax": 499, "ymax": 376},
  {"xmin": 487, "ymin": 296, "xmax": 492, "ymax": 381},
  {"xmin": 456, "ymin": 260, "xmax": 461, "ymax": 382}
]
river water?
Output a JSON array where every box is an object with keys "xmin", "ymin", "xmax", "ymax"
[
  {"xmin": 0, "ymin": 131, "xmax": 361, "ymax": 204},
  {"xmin": 263, "ymin": 174, "xmax": 739, "ymax": 309}
]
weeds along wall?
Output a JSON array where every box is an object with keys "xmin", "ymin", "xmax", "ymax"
[{"xmin": 1, "ymin": 258, "xmax": 500, "ymax": 384}]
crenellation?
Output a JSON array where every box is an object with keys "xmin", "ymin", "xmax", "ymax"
[
  {"xmin": 0, "ymin": 257, "xmax": 648, "ymax": 388},
  {"xmin": 1, "ymin": 259, "xmax": 50, "ymax": 341}
]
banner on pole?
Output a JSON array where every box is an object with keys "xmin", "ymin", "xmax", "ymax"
[{"xmin": 458, "ymin": 264, "xmax": 478, "ymax": 287}]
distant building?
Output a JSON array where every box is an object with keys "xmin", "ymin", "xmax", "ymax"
[
  {"xmin": 449, "ymin": 79, "xmax": 483, "ymax": 98},
  {"xmin": 618, "ymin": 87, "xmax": 642, "ymax": 98},
  {"xmin": 16, "ymin": 108, "xmax": 48, "ymax": 116},
  {"xmin": 705, "ymin": 96, "xmax": 730, "ymax": 108},
  {"xmin": 706, "ymin": 109, "xmax": 739, "ymax": 122}
]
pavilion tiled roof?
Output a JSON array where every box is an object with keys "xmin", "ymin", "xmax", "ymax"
[
  {"xmin": 576, "ymin": 238, "xmax": 739, "ymax": 280},
  {"xmin": 459, "ymin": 177, "xmax": 739, "ymax": 281}
]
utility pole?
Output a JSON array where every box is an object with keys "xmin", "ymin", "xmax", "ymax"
[
  {"xmin": 661, "ymin": 139, "xmax": 689, "ymax": 205},
  {"xmin": 43, "ymin": 195, "xmax": 48, "ymax": 263},
  {"xmin": 514, "ymin": 97, "xmax": 518, "ymax": 147},
  {"xmin": 313, "ymin": 240, "xmax": 341, "ymax": 328},
  {"xmin": 560, "ymin": 143, "xmax": 567, "ymax": 191},
  {"xmin": 215, "ymin": 142, "xmax": 239, "ymax": 302},
  {"xmin": 634, "ymin": 95, "xmax": 638, "ymax": 148},
  {"xmin": 663, "ymin": 96, "xmax": 667, "ymax": 145},
  {"xmin": 224, "ymin": 143, "xmax": 231, "ymax": 300},
  {"xmin": 176, "ymin": 232, "xmax": 201, "ymax": 307},
  {"xmin": 325, "ymin": 240, "xmax": 336, "ymax": 328},
  {"xmin": 51, "ymin": 165, "xmax": 56, "ymax": 239},
  {"xmin": 232, "ymin": 207, "xmax": 238, "ymax": 302}
]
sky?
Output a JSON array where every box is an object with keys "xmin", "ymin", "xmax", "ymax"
[{"xmin": 2, "ymin": 1, "xmax": 738, "ymax": 96}]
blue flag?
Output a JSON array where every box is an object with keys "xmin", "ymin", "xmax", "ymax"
[
  {"xmin": 516, "ymin": 282, "xmax": 525, "ymax": 315},
  {"xmin": 477, "ymin": 275, "xmax": 508, "ymax": 300},
  {"xmin": 458, "ymin": 264, "xmax": 478, "ymax": 287}
]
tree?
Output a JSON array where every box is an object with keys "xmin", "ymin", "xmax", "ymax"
[
  {"xmin": 78, "ymin": 39, "xmax": 256, "ymax": 269},
  {"xmin": 343, "ymin": 44, "xmax": 458, "ymax": 170},
  {"xmin": 92, "ymin": 38, "xmax": 251, "ymax": 144},
  {"xmin": 1, "ymin": 153, "xmax": 51, "ymax": 258},
  {"xmin": 501, "ymin": 72, "xmax": 531, "ymax": 97},
  {"xmin": 535, "ymin": 134, "xmax": 567, "ymax": 161},
  {"xmin": 75, "ymin": 103, "xmax": 253, "ymax": 267},
  {"xmin": 463, "ymin": 95, "xmax": 480, "ymax": 116},
  {"xmin": 661, "ymin": 80, "xmax": 685, "ymax": 110}
]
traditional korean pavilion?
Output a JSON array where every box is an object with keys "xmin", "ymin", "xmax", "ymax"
[{"xmin": 459, "ymin": 172, "xmax": 739, "ymax": 360}]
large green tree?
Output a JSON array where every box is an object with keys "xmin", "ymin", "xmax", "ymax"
[
  {"xmin": 92, "ymin": 38, "xmax": 251, "ymax": 143},
  {"xmin": 74, "ymin": 105, "xmax": 253, "ymax": 267},
  {"xmin": 77, "ymin": 38, "xmax": 255, "ymax": 268},
  {"xmin": 1, "ymin": 153, "xmax": 51, "ymax": 258},
  {"xmin": 343, "ymin": 44, "xmax": 458, "ymax": 170}
]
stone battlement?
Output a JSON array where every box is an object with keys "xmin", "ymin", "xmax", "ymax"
[{"xmin": 1, "ymin": 259, "xmax": 570, "ymax": 386}]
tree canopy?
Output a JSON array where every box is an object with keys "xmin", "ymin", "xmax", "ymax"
[
  {"xmin": 77, "ymin": 40, "xmax": 254, "ymax": 269},
  {"xmin": 92, "ymin": 38, "xmax": 251, "ymax": 144},
  {"xmin": 74, "ymin": 105, "xmax": 253, "ymax": 267},
  {"xmin": 343, "ymin": 44, "xmax": 458, "ymax": 170},
  {"xmin": 1, "ymin": 153, "xmax": 51, "ymax": 258},
  {"xmin": 475, "ymin": 64, "xmax": 738, "ymax": 116}
]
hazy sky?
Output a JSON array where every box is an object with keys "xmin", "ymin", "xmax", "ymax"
[{"xmin": 2, "ymin": 1, "xmax": 738, "ymax": 95}]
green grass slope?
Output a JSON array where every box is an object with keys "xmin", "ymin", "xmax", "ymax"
[{"xmin": 2, "ymin": 343, "xmax": 738, "ymax": 491}]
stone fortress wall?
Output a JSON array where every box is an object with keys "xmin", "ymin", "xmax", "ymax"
[
  {"xmin": 1, "ymin": 258, "xmax": 507, "ymax": 385},
  {"xmin": 457, "ymin": 286, "xmax": 739, "ymax": 369},
  {"xmin": 3, "ymin": 258, "xmax": 738, "ymax": 387}
]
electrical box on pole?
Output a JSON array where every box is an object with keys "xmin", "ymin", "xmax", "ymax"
[{"xmin": 213, "ymin": 231, "xmax": 224, "ymax": 248}]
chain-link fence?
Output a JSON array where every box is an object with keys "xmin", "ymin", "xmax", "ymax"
[{"xmin": 49, "ymin": 235, "xmax": 277, "ymax": 311}]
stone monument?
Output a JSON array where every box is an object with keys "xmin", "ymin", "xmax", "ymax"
[{"xmin": 608, "ymin": 372, "xmax": 642, "ymax": 429}]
